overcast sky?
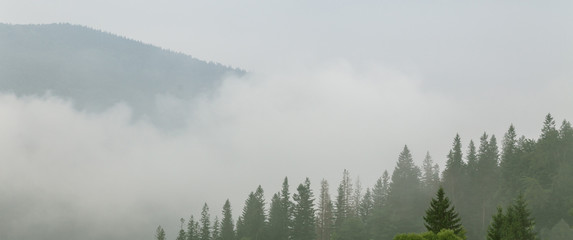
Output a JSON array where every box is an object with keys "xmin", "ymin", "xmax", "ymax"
[{"xmin": 1, "ymin": 1, "xmax": 573, "ymax": 240}]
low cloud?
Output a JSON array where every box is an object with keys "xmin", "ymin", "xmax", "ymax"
[{"xmin": 1, "ymin": 60, "xmax": 570, "ymax": 240}]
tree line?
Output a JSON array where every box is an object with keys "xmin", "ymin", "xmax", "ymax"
[{"xmin": 155, "ymin": 114, "xmax": 573, "ymax": 240}]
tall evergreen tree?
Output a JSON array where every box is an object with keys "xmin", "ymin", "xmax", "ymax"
[
  {"xmin": 235, "ymin": 217, "xmax": 244, "ymax": 240},
  {"xmin": 292, "ymin": 178, "xmax": 316, "ymax": 240},
  {"xmin": 372, "ymin": 170, "xmax": 390, "ymax": 210},
  {"xmin": 352, "ymin": 177, "xmax": 362, "ymax": 217},
  {"xmin": 368, "ymin": 170, "xmax": 393, "ymax": 240},
  {"xmin": 385, "ymin": 145, "xmax": 425, "ymax": 235},
  {"xmin": 359, "ymin": 188, "xmax": 373, "ymax": 222},
  {"xmin": 187, "ymin": 215, "xmax": 199, "ymax": 240},
  {"xmin": 237, "ymin": 186, "xmax": 266, "ymax": 240},
  {"xmin": 267, "ymin": 177, "xmax": 292, "ymax": 240},
  {"xmin": 422, "ymin": 152, "xmax": 439, "ymax": 196},
  {"xmin": 487, "ymin": 194, "xmax": 536, "ymax": 240},
  {"xmin": 279, "ymin": 177, "xmax": 292, "ymax": 240},
  {"xmin": 177, "ymin": 218, "xmax": 187, "ymax": 240},
  {"xmin": 500, "ymin": 124, "xmax": 520, "ymax": 201},
  {"xmin": 212, "ymin": 216, "xmax": 220, "ymax": 240},
  {"xmin": 156, "ymin": 226, "xmax": 166, "ymax": 240},
  {"xmin": 475, "ymin": 133, "xmax": 500, "ymax": 236},
  {"xmin": 220, "ymin": 199, "xmax": 235, "ymax": 240},
  {"xmin": 200, "ymin": 203, "xmax": 211, "ymax": 240},
  {"xmin": 423, "ymin": 187, "xmax": 464, "ymax": 239},
  {"xmin": 335, "ymin": 170, "xmax": 352, "ymax": 229},
  {"xmin": 316, "ymin": 179, "xmax": 334, "ymax": 240},
  {"xmin": 504, "ymin": 194, "xmax": 536, "ymax": 240},
  {"xmin": 486, "ymin": 207, "xmax": 504, "ymax": 240},
  {"xmin": 442, "ymin": 134, "xmax": 466, "ymax": 204}
]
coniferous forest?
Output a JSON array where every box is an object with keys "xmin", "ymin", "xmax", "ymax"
[{"xmin": 155, "ymin": 114, "xmax": 573, "ymax": 240}]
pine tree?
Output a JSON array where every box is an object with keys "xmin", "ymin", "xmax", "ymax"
[
  {"xmin": 423, "ymin": 187, "xmax": 464, "ymax": 238},
  {"xmin": 177, "ymin": 218, "xmax": 187, "ymax": 240},
  {"xmin": 316, "ymin": 179, "xmax": 334, "ymax": 240},
  {"xmin": 475, "ymin": 133, "xmax": 500, "ymax": 237},
  {"xmin": 359, "ymin": 188, "xmax": 373, "ymax": 222},
  {"xmin": 292, "ymin": 178, "xmax": 316, "ymax": 240},
  {"xmin": 352, "ymin": 177, "xmax": 362, "ymax": 217},
  {"xmin": 212, "ymin": 216, "xmax": 220, "ymax": 240},
  {"xmin": 335, "ymin": 170, "xmax": 352, "ymax": 229},
  {"xmin": 200, "ymin": 203, "xmax": 211, "ymax": 240},
  {"xmin": 372, "ymin": 170, "xmax": 389, "ymax": 210},
  {"xmin": 187, "ymin": 215, "xmax": 199, "ymax": 240},
  {"xmin": 506, "ymin": 194, "xmax": 536, "ymax": 240},
  {"xmin": 220, "ymin": 199, "xmax": 235, "ymax": 240},
  {"xmin": 238, "ymin": 186, "xmax": 266, "ymax": 240},
  {"xmin": 487, "ymin": 194, "xmax": 537, "ymax": 240},
  {"xmin": 235, "ymin": 217, "xmax": 244, "ymax": 240},
  {"xmin": 422, "ymin": 152, "xmax": 439, "ymax": 196},
  {"xmin": 486, "ymin": 207, "xmax": 504, "ymax": 240},
  {"xmin": 156, "ymin": 226, "xmax": 166, "ymax": 240},
  {"xmin": 279, "ymin": 177, "xmax": 292, "ymax": 239},
  {"xmin": 442, "ymin": 134, "xmax": 466, "ymax": 204},
  {"xmin": 386, "ymin": 145, "xmax": 425, "ymax": 235}
]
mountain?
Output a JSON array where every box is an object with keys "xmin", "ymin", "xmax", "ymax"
[{"xmin": 0, "ymin": 23, "xmax": 245, "ymax": 127}]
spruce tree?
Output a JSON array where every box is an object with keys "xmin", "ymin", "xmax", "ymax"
[
  {"xmin": 316, "ymin": 179, "xmax": 334, "ymax": 240},
  {"xmin": 156, "ymin": 226, "xmax": 166, "ymax": 240},
  {"xmin": 442, "ymin": 134, "xmax": 466, "ymax": 204},
  {"xmin": 267, "ymin": 193, "xmax": 284, "ymax": 239},
  {"xmin": 220, "ymin": 199, "xmax": 235, "ymax": 240},
  {"xmin": 386, "ymin": 145, "xmax": 425, "ymax": 235},
  {"xmin": 486, "ymin": 207, "xmax": 504, "ymax": 240},
  {"xmin": 238, "ymin": 186, "xmax": 266, "ymax": 240},
  {"xmin": 187, "ymin": 215, "xmax": 199, "ymax": 240},
  {"xmin": 423, "ymin": 187, "xmax": 464, "ymax": 238},
  {"xmin": 292, "ymin": 178, "xmax": 316, "ymax": 240},
  {"xmin": 506, "ymin": 194, "xmax": 536, "ymax": 240},
  {"xmin": 200, "ymin": 203, "xmax": 211, "ymax": 240},
  {"xmin": 334, "ymin": 170, "xmax": 352, "ymax": 230},
  {"xmin": 176, "ymin": 218, "xmax": 187, "ymax": 240},
  {"xmin": 212, "ymin": 216, "xmax": 220, "ymax": 240},
  {"xmin": 422, "ymin": 152, "xmax": 439, "ymax": 195},
  {"xmin": 279, "ymin": 177, "xmax": 292, "ymax": 240},
  {"xmin": 359, "ymin": 188, "xmax": 373, "ymax": 222}
]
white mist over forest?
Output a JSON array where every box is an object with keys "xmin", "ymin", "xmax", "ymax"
[{"xmin": 1, "ymin": 1, "xmax": 572, "ymax": 240}]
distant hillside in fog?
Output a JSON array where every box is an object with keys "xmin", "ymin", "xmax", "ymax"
[{"xmin": 0, "ymin": 23, "xmax": 245, "ymax": 127}]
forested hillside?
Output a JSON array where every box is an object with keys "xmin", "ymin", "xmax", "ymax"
[
  {"xmin": 158, "ymin": 114, "xmax": 573, "ymax": 240},
  {"xmin": 0, "ymin": 23, "xmax": 244, "ymax": 127}
]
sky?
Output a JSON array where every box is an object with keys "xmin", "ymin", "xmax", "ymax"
[{"xmin": 1, "ymin": 1, "xmax": 573, "ymax": 239}]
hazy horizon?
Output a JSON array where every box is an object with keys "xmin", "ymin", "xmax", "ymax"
[{"xmin": 1, "ymin": 1, "xmax": 572, "ymax": 240}]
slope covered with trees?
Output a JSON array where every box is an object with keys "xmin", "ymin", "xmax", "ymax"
[
  {"xmin": 0, "ymin": 23, "xmax": 245, "ymax": 127},
  {"xmin": 158, "ymin": 114, "xmax": 573, "ymax": 240}
]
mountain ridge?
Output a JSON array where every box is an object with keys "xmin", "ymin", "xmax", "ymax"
[{"xmin": 0, "ymin": 23, "xmax": 245, "ymax": 128}]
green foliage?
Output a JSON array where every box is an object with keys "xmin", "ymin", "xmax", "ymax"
[
  {"xmin": 292, "ymin": 178, "xmax": 316, "ymax": 240},
  {"xmin": 487, "ymin": 207, "xmax": 504, "ymax": 240},
  {"xmin": 316, "ymin": 179, "xmax": 334, "ymax": 240},
  {"xmin": 155, "ymin": 225, "xmax": 166, "ymax": 240},
  {"xmin": 336, "ymin": 216, "xmax": 368, "ymax": 240},
  {"xmin": 220, "ymin": 199, "xmax": 235, "ymax": 240},
  {"xmin": 200, "ymin": 203, "xmax": 211, "ymax": 240},
  {"xmin": 212, "ymin": 216, "xmax": 220, "ymax": 240},
  {"xmin": 155, "ymin": 113, "xmax": 573, "ymax": 240},
  {"xmin": 237, "ymin": 186, "xmax": 266, "ymax": 240},
  {"xmin": 386, "ymin": 145, "xmax": 425, "ymax": 235},
  {"xmin": 541, "ymin": 219, "xmax": 573, "ymax": 240},
  {"xmin": 423, "ymin": 187, "xmax": 464, "ymax": 239},
  {"xmin": 487, "ymin": 195, "xmax": 536, "ymax": 240},
  {"xmin": 187, "ymin": 216, "xmax": 199, "ymax": 240},
  {"xmin": 267, "ymin": 177, "xmax": 292, "ymax": 240},
  {"xmin": 394, "ymin": 229, "xmax": 462, "ymax": 240}
]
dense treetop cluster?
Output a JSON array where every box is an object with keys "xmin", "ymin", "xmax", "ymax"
[{"xmin": 157, "ymin": 114, "xmax": 573, "ymax": 240}]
